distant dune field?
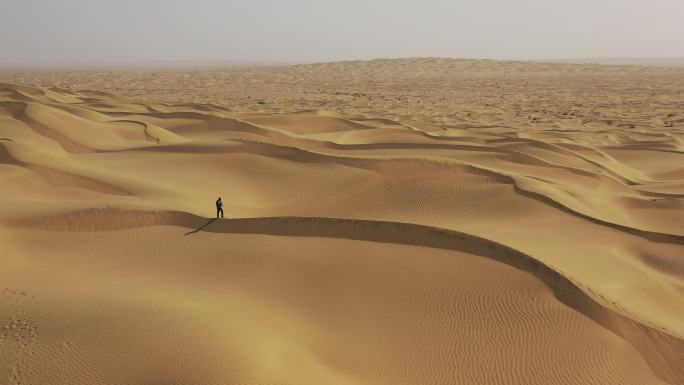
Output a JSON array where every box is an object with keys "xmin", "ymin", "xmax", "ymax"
[{"xmin": 1, "ymin": 59, "xmax": 683, "ymax": 384}]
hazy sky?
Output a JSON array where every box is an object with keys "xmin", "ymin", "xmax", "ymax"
[{"xmin": 2, "ymin": 0, "xmax": 683, "ymax": 65}]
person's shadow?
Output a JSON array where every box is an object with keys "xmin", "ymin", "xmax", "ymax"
[{"xmin": 184, "ymin": 218, "xmax": 217, "ymax": 235}]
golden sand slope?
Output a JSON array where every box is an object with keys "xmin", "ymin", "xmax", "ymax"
[{"xmin": 0, "ymin": 60, "xmax": 683, "ymax": 385}]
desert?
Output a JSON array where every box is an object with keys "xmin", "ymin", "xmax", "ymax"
[{"xmin": 1, "ymin": 58, "xmax": 683, "ymax": 384}]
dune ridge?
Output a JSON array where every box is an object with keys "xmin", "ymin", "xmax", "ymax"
[
  {"xmin": 121, "ymin": 136, "xmax": 684, "ymax": 242},
  {"xmin": 10, "ymin": 207, "xmax": 684, "ymax": 383}
]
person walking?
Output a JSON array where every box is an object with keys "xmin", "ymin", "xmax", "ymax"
[{"xmin": 216, "ymin": 196, "xmax": 224, "ymax": 218}]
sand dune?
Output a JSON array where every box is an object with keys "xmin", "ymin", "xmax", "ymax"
[{"xmin": 1, "ymin": 60, "xmax": 683, "ymax": 384}]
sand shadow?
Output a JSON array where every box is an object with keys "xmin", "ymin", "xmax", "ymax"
[{"xmin": 183, "ymin": 218, "xmax": 217, "ymax": 235}]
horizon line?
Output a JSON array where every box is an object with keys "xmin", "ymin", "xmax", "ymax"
[{"xmin": 2, "ymin": 56, "xmax": 684, "ymax": 70}]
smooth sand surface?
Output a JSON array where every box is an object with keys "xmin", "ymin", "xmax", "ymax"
[{"xmin": 1, "ymin": 59, "xmax": 683, "ymax": 384}]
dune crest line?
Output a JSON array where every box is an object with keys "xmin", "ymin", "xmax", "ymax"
[{"xmin": 14, "ymin": 207, "xmax": 684, "ymax": 384}]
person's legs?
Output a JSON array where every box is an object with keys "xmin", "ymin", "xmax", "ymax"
[{"xmin": 219, "ymin": 208, "xmax": 224, "ymax": 218}]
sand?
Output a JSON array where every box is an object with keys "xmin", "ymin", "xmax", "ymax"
[{"xmin": 1, "ymin": 58, "xmax": 683, "ymax": 384}]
